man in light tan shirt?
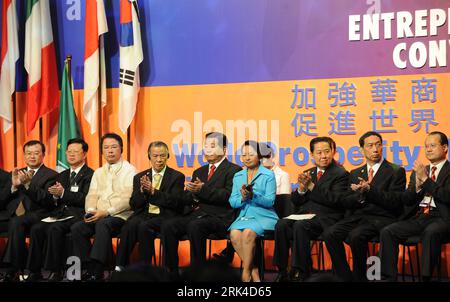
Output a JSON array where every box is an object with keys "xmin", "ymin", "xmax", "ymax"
[{"xmin": 71, "ymin": 133, "xmax": 136, "ymax": 281}]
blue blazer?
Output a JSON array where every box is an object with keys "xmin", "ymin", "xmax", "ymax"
[{"xmin": 229, "ymin": 165, "xmax": 278, "ymax": 231}]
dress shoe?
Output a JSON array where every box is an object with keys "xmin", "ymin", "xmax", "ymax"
[
  {"xmin": 83, "ymin": 273, "xmax": 104, "ymax": 282},
  {"xmin": 289, "ymin": 269, "xmax": 307, "ymax": 282},
  {"xmin": 25, "ymin": 272, "xmax": 44, "ymax": 282},
  {"xmin": 274, "ymin": 272, "xmax": 289, "ymax": 282},
  {"xmin": 1, "ymin": 271, "xmax": 20, "ymax": 282},
  {"xmin": 47, "ymin": 271, "xmax": 64, "ymax": 282},
  {"xmin": 167, "ymin": 269, "xmax": 181, "ymax": 281}
]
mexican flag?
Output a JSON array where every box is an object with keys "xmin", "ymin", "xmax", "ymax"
[
  {"xmin": 24, "ymin": 0, "xmax": 59, "ymax": 134},
  {"xmin": 56, "ymin": 58, "xmax": 81, "ymax": 172}
]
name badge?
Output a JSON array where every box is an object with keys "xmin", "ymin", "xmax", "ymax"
[{"xmin": 70, "ymin": 186, "xmax": 79, "ymax": 192}]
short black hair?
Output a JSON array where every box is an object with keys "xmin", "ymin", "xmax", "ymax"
[
  {"xmin": 101, "ymin": 133, "xmax": 123, "ymax": 153},
  {"xmin": 23, "ymin": 140, "xmax": 46, "ymax": 154},
  {"xmin": 205, "ymin": 132, "xmax": 228, "ymax": 149},
  {"xmin": 358, "ymin": 131, "xmax": 383, "ymax": 148},
  {"xmin": 260, "ymin": 143, "xmax": 274, "ymax": 159},
  {"xmin": 148, "ymin": 141, "xmax": 169, "ymax": 155},
  {"xmin": 428, "ymin": 131, "xmax": 448, "ymax": 147},
  {"xmin": 310, "ymin": 136, "xmax": 336, "ymax": 153},
  {"xmin": 241, "ymin": 140, "xmax": 262, "ymax": 160},
  {"xmin": 67, "ymin": 138, "xmax": 89, "ymax": 152}
]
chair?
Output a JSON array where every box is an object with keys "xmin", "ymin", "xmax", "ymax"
[
  {"xmin": 313, "ymin": 235, "xmax": 327, "ymax": 272},
  {"xmin": 206, "ymin": 232, "xmax": 228, "ymax": 260},
  {"xmin": 400, "ymin": 236, "xmax": 421, "ymax": 282},
  {"xmin": 257, "ymin": 194, "xmax": 293, "ymax": 280},
  {"xmin": 437, "ymin": 235, "xmax": 450, "ymax": 281}
]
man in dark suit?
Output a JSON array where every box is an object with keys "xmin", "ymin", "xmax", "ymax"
[
  {"xmin": 160, "ymin": 132, "xmax": 241, "ymax": 275},
  {"xmin": 24, "ymin": 138, "xmax": 94, "ymax": 281},
  {"xmin": 1, "ymin": 140, "xmax": 58, "ymax": 281},
  {"xmin": 115, "ymin": 141, "xmax": 185, "ymax": 269},
  {"xmin": 0, "ymin": 168, "xmax": 12, "ymax": 233},
  {"xmin": 273, "ymin": 136, "xmax": 349, "ymax": 282},
  {"xmin": 322, "ymin": 131, "xmax": 406, "ymax": 281},
  {"xmin": 380, "ymin": 131, "xmax": 450, "ymax": 282}
]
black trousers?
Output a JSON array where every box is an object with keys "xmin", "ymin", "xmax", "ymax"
[
  {"xmin": 380, "ymin": 211, "xmax": 449, "ymax": 279},
  {"xmin": 26, "ymin": 217, "xmax": 82, "ymax": 272},
  {"xmin": 0, "ymin": 220, "xmax": 9, "ymax": 233},
  {"xmin": 160, "ymin": 212, "xmax": 228, "ymax": 270},
  {"xmin": 116, "ymin": 213, "xmax": 166, "ymax": 266},
  {"xmin": 70, "ymin": 216, "xmax": 125, "ymax": 268},
  {"xmin": 273, "ymin": 217, "xmax": 324, "ymax": 277},
  {"xmin": 323, "ymin": 215, "xmax": 392, "ymax": 282},
  {"xmin": 3, "ymin": 212, "xmax": 46, "ymax": 271}
]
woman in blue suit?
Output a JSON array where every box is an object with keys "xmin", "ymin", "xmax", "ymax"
[{"xmin": 229, "ymin": 140, "xmax": 278, "ymax": 282}]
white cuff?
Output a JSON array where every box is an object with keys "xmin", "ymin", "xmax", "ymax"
[{"xmin": 297, "ymin": 188, "xmax": 307, "ymax": 195}]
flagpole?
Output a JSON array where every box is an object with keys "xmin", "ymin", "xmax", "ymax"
[
  {"xmin": 12, "ymin": 93, "xmax": 17, "ymax": 167},
  {"xmin": 127, "ymin": 127, "xmax": 131, "ymax": 162},
  {"xmin": 98, "ymin": 78, "xmax": 103, "ymax": 167},
  {"xmin": 39, "ymin": 119, "xmax": 43, "ymax": 142},
  {"xmin": 66, "ymin": 55, "xmax": 72, "ymax": 86}
]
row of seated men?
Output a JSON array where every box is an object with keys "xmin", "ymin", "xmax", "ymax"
[{"xmin": 0, "ymin": 130, "xmax": 448, "ymax": 282}]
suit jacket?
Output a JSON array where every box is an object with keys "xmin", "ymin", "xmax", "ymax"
[
  {"xmin": 183, "ymin": 158, "xmax": 242, "ymax": 225},
  {"xmin": 342, "ymin": 160, "xmax": 406, "ymax": 223},
  {"xmin": 229, "ymin": 165, "xmax": 278, "ymax": 231},
  {"xmin": 400, "ymin": 160, "xmax": 450, "ymax": 220},
  {"xmin": 291, "ymin": 160, "xmax": 349, "ymax": 228},
  {"xmin": 49, "ymin": 164, "xmax": 94, "ymax": 218},
  {"xmin": 129, "ymin": 166, "xmax": 185, "ymax": 218},
  {"xmin": 0, "ymin": 165, "xmax": 58, "ymax": 221},
  {"xmin": 0, "ymin": 169, "xmax": 11, "ymax": 214}
]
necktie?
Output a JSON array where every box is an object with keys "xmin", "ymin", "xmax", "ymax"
[
  {"xmin": 70, "ymin": 171, "xmax": 77, "ymax": 185},
  {"xmin": 368, "ymin": 168, "xmax": 374, "ymax": 183},
  {"xmin": 431, "ymin": 166, "xmax": 437, "ymax": 182},
  {"xmin": 153, "ymin": 173, "xmax": 162, "ymax": 190},
  {"xmin": 15, "ymin": 170, "xmax": 35, "ymax": 216},
  {"xmin": 317, "ymin": 170, "xmax": 323, "ymax": 182},
  {"xmin": 423, "ymin": 166, "xmax": 438, "ymax": 215},
  {"xmin": 208, "ymin": 165, "xmax": 216, "ymax": 181},
  {"xmin": 149, "ymin": 174, "xmax": 162, "ymax": 214}
]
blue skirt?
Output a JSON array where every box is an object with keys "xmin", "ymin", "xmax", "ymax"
[{"xmin": 228, "ymin": 216, "xmax": 265, "ymax": 237}]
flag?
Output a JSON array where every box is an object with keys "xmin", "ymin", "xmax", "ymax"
[
  {"xmin": 0, "ymin": 132, "xmax": 3, "ymax": 168},
  {"xmin": 83, "ymin": 0, "xmax": 108, "ymax": 134},
  {"xmin": 56, "ymin": 58, "xmax": 81, "ymax": 172},
  {"xmin": 0, "ymin": 0, "xmax": 19, "ymax": 133},
  {"xmin": 119, "ymin": 0, "xmax": 143, "ymax": 134},
  {"xmin": 24, "ymin": 0, "xmax": 59, "ymax": 134}
]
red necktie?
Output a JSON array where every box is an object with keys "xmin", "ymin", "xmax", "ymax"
[
  {"xmin": 208, "ymin": 165, "xmax": 216, "ymax": 181},
  {"xmin": 423, "ymin": 166, "xmax": 437, "ymax": 215},
  {"xmin": 317, "ymin": 170, "xmax": 323, "ymax": 182},
  {"xmin": 431, "ymin": 166, "xmax": 437, "ymax": 182},
  {"xmin": 368, "ymin": 168, "xmax": 374, "ymax": 183}
]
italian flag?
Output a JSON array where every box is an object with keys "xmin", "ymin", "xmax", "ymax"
[
  {"xmin": 0, "ymin": 0, "xmax": 19, "ymax": 133},
  {"xmin": 24, "ymin": 0, "xmax": 59, "ymax": 134}
]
